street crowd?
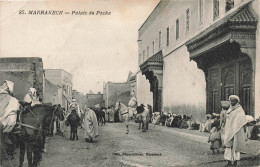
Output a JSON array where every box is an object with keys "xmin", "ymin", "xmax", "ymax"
[{"xmin": 0, "ymin": 80, "xmax": 260, "ymax": 167}]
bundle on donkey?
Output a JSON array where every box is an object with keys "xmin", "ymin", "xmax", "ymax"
[{"xmin": 66, "ymin": 109, "xmax": 80, "ymax": 141}]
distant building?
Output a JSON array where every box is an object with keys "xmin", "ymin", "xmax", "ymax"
[
  {"xmin": 43, "ymin": 78, "xmax": 62, "ymax": 105},
  {"xmin": 72, "ymin": 90, "xmax": 87, "ymax": 110},
  {"xmin": 45, "ymin": 69, "xmax": 73, "ymax": 110},
  {"xmin": 103, "ymin": 82, "xmax": 131, "ymax": 107},
  {"xmin": 86, "ymin": 91, "xmax": 104, "ymax": 108}
]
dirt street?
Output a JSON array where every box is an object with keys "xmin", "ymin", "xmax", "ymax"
[{"xmin": 3, "ymin": 122, "xmax": 259, "ymax": 167}]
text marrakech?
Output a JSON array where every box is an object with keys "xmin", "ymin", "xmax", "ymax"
[{"xmin": 28, "ymin": 10, "xmax": 63, "ymax": 15}]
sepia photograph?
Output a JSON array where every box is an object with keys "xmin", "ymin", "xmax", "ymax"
[{"xmin": 0, "ymin": 0, "xmax": 260, "ymax": 166}]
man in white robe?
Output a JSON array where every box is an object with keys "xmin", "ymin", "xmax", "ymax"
[
  {"xmin": 0, "ymin": 80, "xmax": 19, "ymax": 166},
  {"xmin": 23, "ymin": 88, "xmax": 41, "ymax": 106},
  {"xmin": 223, "ymin": 95, "xmax": 247, "ymax": 166},
  {"xmin": 83, "ymin": 108, "xmax": 99, "ymax": 143}
]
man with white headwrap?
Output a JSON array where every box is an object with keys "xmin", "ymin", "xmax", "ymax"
[
  {"xmin": 23, "ymin": 87, "xmax": 41, "ymax": 106},
  {"xmin": 127, "ymin": 91, "xmax": 138, "ymax": 118},
  {"xmin": 223, "ymin": 95, "xmax": 247, "ymax": 166},
  {"xmin": 0, "ymin": 80, "xmax": 19, "ymax": 166}
]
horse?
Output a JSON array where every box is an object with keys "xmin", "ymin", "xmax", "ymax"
[
  {"xmin": 136, "ymin": 104, "xmax": 149, "ymax": 132},
  {"xmin": 115, "ymin": 102, "xmax": 129, "ymax": 134},
  {"xmin": 17, "ymin": 103, "xmax": 64, "ymax": 167},
  {"xmin": 93, "ymin": 109, "xmax": 105, "ymax": 126}
]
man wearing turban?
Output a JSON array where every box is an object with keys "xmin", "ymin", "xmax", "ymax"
[
  {"xmin": 223, "ymin": 95, "xmax": 247, "ymax": 166},
  {"xmin": 0, "ymin": 80, "xmax": 19, "ymax": 166}
]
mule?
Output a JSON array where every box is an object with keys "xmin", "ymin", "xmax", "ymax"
[
  {"xmin": 67, "ymin": 110, "xmax": 80, "ymax": 141},
  {"xmin": 115, "ymin": 102, "xmax": 129, "ymax": 134},
  {"xmin": 136, "ymin": 104, "xmax": 149, "ymax": 132},
  {"xmin": 17, "ymin": 103, "xmax": 63, "ymax": 167}
]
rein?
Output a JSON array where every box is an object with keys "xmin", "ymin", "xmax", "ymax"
[{"xmin": 18, "ymin": 105, "xmax": 59, "ymax": 131}]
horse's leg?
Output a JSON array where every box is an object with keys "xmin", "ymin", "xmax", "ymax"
[
  {"xmin": 19, "ymin": 141, "xmax": 26, "ymax": 167},
  {"xmin": 26, "ymin": 142, "xmax": 33, "ymax": 167},
  {"xmin": 69, "ymin": 126, "xmax": 72, "ymax": 140},
  {"xmin": 72, "ymin": 126, "xmax": 75, "ymax": 141},
  {"xmin": 75, "ymin": 126, "xmax": 78, "ymax": 140}
]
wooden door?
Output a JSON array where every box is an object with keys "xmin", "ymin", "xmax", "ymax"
[
  {"xmin": 240, "ymin": 60, "xmax": 252, "ymax": 115},
  {"xmin": 221, "ymin": 65, "xmax": 235, "ymax": 101},
  {"xmin": 208, "ymin": 68, "xmax": 219, "ymax": 114}
]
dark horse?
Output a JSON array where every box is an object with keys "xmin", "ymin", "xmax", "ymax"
[
  {"xmin": 17, "ymin": 103, "xmax": 63, "ymax": 167},
  {"xmin": 94, "ymin": 108, "xmax": 106, "ymax": 126},
  {"xmin": 136, "ymin": 104, "xmax": 149, "ymax": 132}
]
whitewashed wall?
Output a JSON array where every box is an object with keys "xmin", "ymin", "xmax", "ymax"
[
  {"xmin": 136, "ymin": 71, "xmax": 153, "ymax": 108},
  {"xmin": 163, "ymin": 46, "xmax": 206, "ymax": 122}
]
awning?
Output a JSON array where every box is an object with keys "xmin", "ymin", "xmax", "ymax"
[
  {"xmin": 185, "ymin": 2, "xmax": 257, "ymax": 59},
  {"xmin": 139, "ymin": 50, "xmax": 163, "ymax": 74}
]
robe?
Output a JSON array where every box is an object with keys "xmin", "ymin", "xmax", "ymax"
[
  {"xmin": 0, "ymin": 91, "xmax": 19, "ymax": 133},
  {"xmin": 84, "ymin": 109, "xmax": 99, "ymax": 139}
]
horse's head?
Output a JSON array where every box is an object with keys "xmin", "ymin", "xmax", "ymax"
[
  {"xmin": 53, "ymin": 104, "xmax": 64, "ymax": 121},
  {"xmin": 136, "ymin": 104, "xmax": 145, "ymax": 114}
]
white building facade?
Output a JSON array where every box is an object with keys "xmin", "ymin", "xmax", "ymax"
[{"xmin": 137, "ymin": 0, "xmax": 260, "ymax": 121}]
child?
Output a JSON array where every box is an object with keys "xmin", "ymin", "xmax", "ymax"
[
  {"xmin": 208, "ymin": 121, "xmax": 221, "ymax": 154},
  {"xmin": 67, "ymin": 109, "xmax": 81, "ymax": 141}
]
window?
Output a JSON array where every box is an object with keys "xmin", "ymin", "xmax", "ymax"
[
  {"xmin": 166, "ymin": 27, "xmax": 169, "ymax": 46},
  {"xmin": 147, "ymin": 46, "xmax": 149, "ymax": 58},
  {"xmin": 152, "ymin": 41, "xmax": 154, "ymax": 55},
  {"xmin": 199, "ymin": 0, "xmax": 203, "ymax": 24},
  {"xmin": 186, "ymin": 9, "xmax": 190, "ymax": 32},
  {"xmin": 226, "ymin": 0, "xmax": 234, "ymax": 12},
  {"xmin": 159, "ymin": 31, "xmax": 161, "ymax": 50},
  {"xmin": 176, "ymin": 19, "xmax": 179, "ymax": 40},
  {"xmin": 213, "ymin": 0, "xmax": 219, "ymax": 20}
]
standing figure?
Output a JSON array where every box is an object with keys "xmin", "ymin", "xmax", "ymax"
[
  {"xmin": 223, "ymin": 95, "xmax": 247, "ymax": 166},
  {"xmin": 127, "ymin": 91, "xmax": 138, "ymax": 119},
  {"xmin": 67, "ymin": 99, "xmax": 81, "ymax": 119},
  {"xmin": 0, "ymin": 80, "xmax": 19, "ymax": 165},
  {"xmin": 83, "ymin": 108, "xmax": 99, "ymax": 143},
  {"xmin": 67, "ymin": 109, "xmax": 81, "ymax": 141},
  {"xmin": 115, "ymin": 101, "xmax": 130, "ymax": 134},
  {"xmin": 23, "ymin": 88, "xmax": 41, "ymax": 106}
]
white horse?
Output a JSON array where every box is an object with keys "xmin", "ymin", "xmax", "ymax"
[{"xmin": 115, "ymin": 102, "xmax": 130, "ymax": 134}]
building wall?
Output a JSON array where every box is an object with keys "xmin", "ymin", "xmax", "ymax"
[
  {"xmin": 0, "ymin": 57, "xmax": 44, "ymax": 101},
  {"xmin": 138, "ymin": 0, "xmax": 259, "ymax": 120},
  {"xmin": 136, "ymin": 71, "xmax": 153, "ymax": 108},
  {"xmin": 252, "ymin": 0, "xmax": 260, "ymax": 119},
  {"xmin": 163, "ymin": 46, "xmax": 206, "ymax": 121},
  {"xmin": 73, "ymin": 90, "xmax": 87, "ymax": 110},
  {"xmin": 103, "ymin": 82, "xmax": 131, "ymax": 107},
  {"xmin": 45, "ymin": 69, "xmax": 73, "ymax": 110},
  {"xmin": 86, "ymin": 94, "xmax": 103, "ymax": 108},
  {"xmin": 43, "ymin": 78, "xmax": 62, "ymax": 105}
]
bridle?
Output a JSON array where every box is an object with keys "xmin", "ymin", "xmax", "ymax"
[{"xmin": 17, "ymin": 105, "xmax": 59, "ymax": 132}]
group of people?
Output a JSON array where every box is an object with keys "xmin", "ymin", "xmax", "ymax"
[{"xmin": 64, "ymin": 99, "xmax": 99, "ymax": 143}]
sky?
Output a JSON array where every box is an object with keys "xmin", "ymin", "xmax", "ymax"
[{"xmin": 0, "ymin": 0, "xmax": 160, "ymax": 94}]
